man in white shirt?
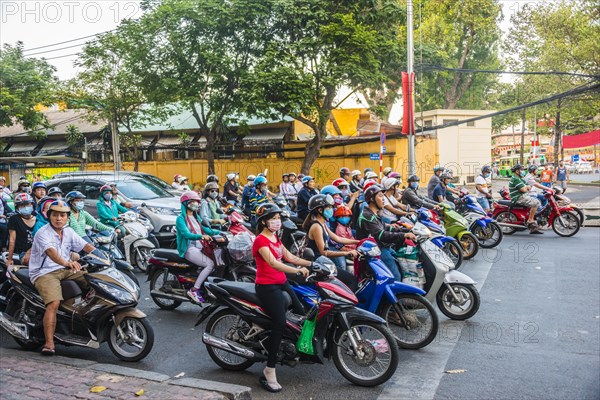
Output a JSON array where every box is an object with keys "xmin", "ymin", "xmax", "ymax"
[
  {"xmin": 29, "ymin": 200, "xmax": 96, "ymax": 355},
  {"xmin": 474, "ymin": 165, "xmax": 493, "ymax": 213},
  {"xmin": 524, "ymin": 164, "xmax": 549, "ymax": 210}
]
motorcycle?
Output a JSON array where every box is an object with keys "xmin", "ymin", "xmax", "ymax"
[
  {"xmin": 88, "ymin": 231, "xmax": 140, "ymax": 286},
  {"xmin": 0, "ymin": 251, "xmax": 153, "ymax": 361},
  {"xmin": 292, "ymin": 239, "xmax": 438, "ymax": 349},
  {"xmin": 146, "ymin": 233, "xmax": 256, "ymax": 310},
  {"xmin": 197, "ymin": 257, "xmax": 399, "ymax": 387},
  {"xmin": 435, "ymin": 203, "xmax": 480, "ymax": 260},
  {"xmin": 408, "ymin": 221, "xmax": 480, "ymax": 320},
  {"xmin": 456, "ymin": 193, "xmax": 503, "ymax": 248},
  {"xmin": 493, "ymin": 190, "xmax": 581, "ymax": 237},
  {"xmin": 118, "ymin": 210, "xmax": 156, "ymax": 273},
  {"xmin": 413, "ymin": 210, "xmax": 464, "ymax": 269},
  {"xmin": 552, "ymin": 186, "xmax": 585, "ymax": 226},
  {"xmin": 221, "ymin": 204, "xmax": 254, "ymax": 236}
]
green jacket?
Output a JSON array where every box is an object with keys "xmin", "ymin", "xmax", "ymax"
[
  {"xmin": 176, "ymin": 204, "xmax": 220, "ymax": 257},
  {"xmin": 97, "ymin": 199, "xmax": 129, "ymax": 227},
  {"xmin": 69, "ymin": 210, "xmax": 114, "ymax": 237}
]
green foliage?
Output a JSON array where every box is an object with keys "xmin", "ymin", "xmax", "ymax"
[
  {"xmin": 65, "ymin": 124, "xmax": 84, "ymax": 150},
  {"xmin": 177, "ymin": 132, "xmax": 191, "ymax": 146},
  {"xmin": 0, "ymin": 43, "xmax": 58, "ymax": 131}
]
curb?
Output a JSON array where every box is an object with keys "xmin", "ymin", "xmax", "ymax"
[{"xmin": 0, "ymin": 347, "xmax": 252, "ymax": 400}]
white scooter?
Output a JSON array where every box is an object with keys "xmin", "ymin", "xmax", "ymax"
[
  {"xmin": 118, "ymin": 211, "xmax": 156, "ymax": 273},
  {"xmin": 411, "ymin": 221, "xmax": 481, "ymax": 320}
]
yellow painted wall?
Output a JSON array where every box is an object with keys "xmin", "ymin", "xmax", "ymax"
[
  {"xmin": 86, "ymin": 136, "xmax": 439, "ymax": 190},
  {"xmin": 293, "ymin": 108, "xmax": 369, "ymax": 138}
]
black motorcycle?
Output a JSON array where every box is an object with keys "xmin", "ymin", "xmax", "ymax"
[{"xmin": 0, "ymin": 252, "xmax": 153, "ymax": 361}]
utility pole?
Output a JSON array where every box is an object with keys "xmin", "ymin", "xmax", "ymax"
[
  {"xmin": 519, "ymin": 107, "xmax": 526, "ymax": 165},
  {"xmin": 407, "ymin": 0, "xmax": 416, "ymax": 177},
  {"xmin": 110, "ymin": 117, "xmax": 122, "ymax": 171}
]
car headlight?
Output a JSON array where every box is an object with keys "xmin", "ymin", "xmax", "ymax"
[
  {"xmin": 145, "ymin": 206, "xmax": 179, "ymax": 216},
  {"xmin": 96, "ymin": 281, "xmax": 135, "ymax": 304}
]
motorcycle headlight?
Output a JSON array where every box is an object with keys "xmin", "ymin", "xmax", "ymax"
[
  {"xmin": 145, "ymin": 206, "xmax": 179, "ymax": 216},
  {"xmin": 96, "ymin": 281, "xmax": 135, "ymax": 304},
  {"xmin": 367, "ymin": 246, "xmax": 381, "ymax": 257}
]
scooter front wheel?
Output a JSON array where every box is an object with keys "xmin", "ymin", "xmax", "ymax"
[
  {"xmin": 108, "ymin": 317, "xmax": 154, "ymax": 362},
  {"xmin": 459, "ymin": 233, "xmax": 479, "ymax": 260},
  {"xmin": 133, "ymin": 246, "xmax": 153, "ymax": 272},
  {"xmin": 473, "ymin": 221, "xmax": 503, "ymax": 249},
  {"xmin": 436, "ymin": 283, "xmax": 480, "ymax": 320},
  {"xmin": 379, "ymin": 294, "xmax": 438, "ymax": 349}
]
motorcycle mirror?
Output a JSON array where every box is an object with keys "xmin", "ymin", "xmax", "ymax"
[{"xmin": 141, "ymin": 202, "xmax": 146, "ymax": 208}]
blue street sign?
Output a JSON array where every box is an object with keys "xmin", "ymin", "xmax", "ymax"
[
  {"xmin": 571, "ymin": 154, "xmax": 579, "ymax": 162},
  {"xmin": 380, "ymin": 132, "xmax": 386, "ymax": 145},
  {"xmin": 382, "ymin": 146, "xmax": 386, "ymax": 153},
  {"xmin": 370, "ymin": 153, "xmax": 380, "ymax": 160}
]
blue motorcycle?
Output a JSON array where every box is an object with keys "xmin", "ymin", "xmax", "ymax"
[
  {"xmin": 411, "ymin": 210, "xmax": 464, "ymax": 270},
  {"xmin": 457, "ymin": 194, "xmax": 503, "ymax": 248},
  {"xmin": 292, "ymin": 240, "xmax": 438, "ymax": 349}
]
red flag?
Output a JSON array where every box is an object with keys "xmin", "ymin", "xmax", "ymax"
[{"xmin": 402, "ymin": 72, "xmax": 415, "ymax": 135}]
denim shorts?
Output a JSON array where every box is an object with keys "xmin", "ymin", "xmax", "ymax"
[{"xmin": 476, "ymin": 197, "xmax": 490, "ymax": 210}]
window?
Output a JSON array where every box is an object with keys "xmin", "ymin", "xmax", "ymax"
[
  {"xmin": 115, "ymin": 178, "xmax": 173, "ymax": 200},
  {"xmin": 58, "ymin": 181, "xmax": 81, "ymax": 194},
  {"xmin": 467, "ymin": 121, "xmax": 475, "ymax": 127},
  {"xmin": 83, "ymin": 181, "xmax": 102, "ymax": 200},
  {"xmin": 424, "ymin": 120, "xmax": 433, "ymax": 127},
  {"xmin": 443, "ymin": 119, "xmax": 459, "ymax": 125}
]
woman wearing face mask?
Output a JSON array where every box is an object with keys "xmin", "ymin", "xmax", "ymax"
[
  {"xmin": 401, "ymin": 175, "xmax": 439, "ymax": 211},
  {"xmin": 65, "ymin": 191, "xmax": 115, "ymax": 243},
  {"xmin": 200, "ymin": 182, "xmax": 226, "ymax": 228},
  {"xmin": 7, "ymin": 193, "xmax": 37, "ymax": 266},
  {"xmin": 332, "ymin": 178, "xmax": 360, "ymax": 209},
  {"xmin": 97, "ymin": 185, "xmax": 129, "ymax": 228},
  {"xmin": 32, "ymin": 196, "xmax": 55, "ymax": 235},
  {"xmin": 303, "ymin": 194, "xmax": 359, "ymax": 281},
  {"xmin": 176, "ymin": 191, "xmax": 223, "ymax": 303},
  {"xmin": 253, "ymin": 203, "xmax": 310, "ymax": 393}
]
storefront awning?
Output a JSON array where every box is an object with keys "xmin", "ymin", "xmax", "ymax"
[
  {"xmin": 3, "ymin": 142, "xmax": 38, "ymax": 153},
  {"xmin": 563, "ymin": 130, "xmax": 600, "ymax": 149},
  {"xmin": 38, "ymin": 141, "xmax": 67, "ymax": 155}
]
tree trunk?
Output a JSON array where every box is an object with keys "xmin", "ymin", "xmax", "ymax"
[
  {"xmin": 444, "ymin": 32, "xmax": 473, "ymax": 109},
  {"xmin": 133, "ymin": 140, "xmax": 139, "ymax": 172},
  {"xmin": 520, "ymin": 107, "xmax": 526, "ymax": 165},
  {"xmin": 301, "ymin": 133, "xmax": 323, "ymax": 175},
  {"xmin": 553, "ymin": 98, "xmax": 562, "ymax": 164}
]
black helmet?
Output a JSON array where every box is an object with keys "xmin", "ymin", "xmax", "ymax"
[
  {"xmin": 364, "ymin": 184, "xmax": 383, "ymax": 203},
  {"xmin": 339, "ymin": 167, "xmax": 350, "ymax": 177},
  {"xmin": 482, "ymin": 165, "xmax": 491, "ymax": 173},
  {"xmin": 65, "ymin": 191, "xmax": 86, "ymax": 204},
  {"xmin": 407, "ymin": 175, "xmax": 420, "ymax": 183},
  {"xmin": 440, "ymin": 173, "xmax": 451, "ymax": 181},
  {"xmin": 511, "ymin": 164, "xmax": 524, "ymax": 173},
  {"xmin": 256, "ymin": 203, "xmax": 282, "ymax": 225},
  {"xmin": 206, "ymin": 174, "xmax": 219, "ymax": 183},
  {"xmin": 364, "ymin": 167, "xmax": 373, "ymax": 174},
  {"xmin": 528, "ymin": 164, "xmax": 538, "ymax": 173},
  {"xmin": 308, "ymin": 194, "xmax": 334, "ymax": 212},
  {"xmin": 47, "ymin": 186, "xmax": 63, "ymax": 197}
]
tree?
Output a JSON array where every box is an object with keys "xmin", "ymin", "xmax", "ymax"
[
  {"xmin": 0, "ymin": 43, "xmax": 58, "ymax": 133},
  {"xmin": 249, "ymin": 0, "xmax": 403, "ymax": 173}
]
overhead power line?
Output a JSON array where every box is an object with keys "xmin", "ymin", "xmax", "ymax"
[
  {"xmin": 25, "ymin": 42, "xmax": 94, "ymax": 56},
  {"xmin": 22, "ymin": 29, "xmax": 116, "ymax": 53},
  {"xmin": 421, "ymin": 64, "xmax": 600, "ymax": 79},
  {"xmin": 42, "ymin": 52, "xmax": 81, "ymax": 61}
]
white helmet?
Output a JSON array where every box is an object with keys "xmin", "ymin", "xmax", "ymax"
[
  {"xmin": 226, "ymin": 173, "xmax": 236, "ymax": 181},
  {"xmin": 365, "ymin": 171, "xmax": 378, "ymax": 180},
  {"xmin": 381, "ymin": 177, "xmax": 400, "ymax": 190},
  {"xmin": 351, "ymin": 169, "xmax": 361, "ymax": 177}
]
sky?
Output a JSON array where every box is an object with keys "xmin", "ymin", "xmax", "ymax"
[{"xmin": 0, "ymin": 0, "xmax": 544, "ymax": 123}]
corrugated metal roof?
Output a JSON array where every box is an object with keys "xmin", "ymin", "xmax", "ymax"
[
  {"xmin": 242, "ymin": 128, "xmax": 287, "ymax": 143},
  {"xmin": 0, "ymin": 110, "xmax": 104, "ymax": 138}
]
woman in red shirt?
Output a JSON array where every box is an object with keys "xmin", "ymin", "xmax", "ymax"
[{"xmin": 253, "ymin": 203, "xmax": 310, "ymax": 393}]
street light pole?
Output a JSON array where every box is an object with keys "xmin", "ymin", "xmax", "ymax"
[
  {"xmin": 111, "ymin": 117, "xmax": 122, "ymax": 171},
  {"xmin": 407, "ymin": 0, "xmax": 416, "ymax": 177}
]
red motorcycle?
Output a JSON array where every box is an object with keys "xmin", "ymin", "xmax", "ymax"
[
  {"xmin": 222, "ymin": 204, "xmax": 254, "ymax": 237},
  {"xmin": 493, "ymin": 189, "xmax": 580, "ymax": 237}
]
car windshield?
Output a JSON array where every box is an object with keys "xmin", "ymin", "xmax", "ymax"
[
  {"xmin": 142, "ymin": 174, "xmax": 174, "ymax": 191},
  {"xmin": 115, "ymin": 178, "xmax": 173, "ymax": 200}
]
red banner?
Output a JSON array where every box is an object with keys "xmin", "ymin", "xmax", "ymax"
[
  {"xmin": 562, "ymin": 130, "xmax": 600, "ymax": 149},
  {"xmin": 401, "ymin": 72, "xmax": 415, "ymax": 135}
]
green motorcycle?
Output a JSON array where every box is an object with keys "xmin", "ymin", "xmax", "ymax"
[{"xmin": 436, "ymin": 203, "xmax": 479, "ymax": 260}]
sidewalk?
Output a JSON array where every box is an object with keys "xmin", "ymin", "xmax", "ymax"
[{"xmin": 0, "ymin": 348, "xmax": 251, "ymax": 400}]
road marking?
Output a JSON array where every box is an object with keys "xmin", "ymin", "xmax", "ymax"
[{"xmin": 377, "ymin": 257, "xmax": 494, "ymax": 400}]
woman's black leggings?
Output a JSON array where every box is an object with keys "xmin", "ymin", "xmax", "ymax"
[{"xmin": 255, "ymin": 281, "xmax": 304, "ymax": 368}]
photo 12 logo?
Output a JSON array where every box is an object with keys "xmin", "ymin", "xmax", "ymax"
[{"xmin": 1, "ymin": 1, "xmax": 142, "ymax": 24}]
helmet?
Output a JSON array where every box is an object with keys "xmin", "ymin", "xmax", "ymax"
[
  {"xmin": 351, "ymin": 169, "xmax": 361, "ymax": 178},
  {"xmin": 433, "ymin": 166, "xmax": 444, "ymax": 172},
  {"xmin": 364, "ymin": 168, "xmax": 373, "ymax": 174},
  {"xmin": 257, "ymin": 172, "xmax": 266, "ymax": 177},
  {"xmin": 65, "ymin": 191, "xmax": 86, "ymax": 204},
  {"xmin": 511, "ymin": 164, "xmax": 524, "ymax": 173},
  {"xmin": 37, "ymin": 196, "xmax": 55, "ymax": 215},
  {"xmin": 334, "ymin": 205, "xmax": 352, "ymax": 217},
  {"xmin": 247, "ymin": 174, "xmax": 256, "ymax": 181},
  {"xmin": 481, "ymin": 165, "xmax": 492, "ymax": 173},
  {"xmin": 332, "ymin": 178, "xmax": 349, "ymax": 188},
  {"xmin": 364, "ymin": 184, "xmax": 383, "ymax": 203},
  {"xmin": 388, "ymin": 172, "xmax": 401, "ymax": 180},
  {"xmin": 528, "ymin": 164, "xmax": 538, "ymax": 173},
  {"xmin": 254, "ymin": 176, "xmax": 267, "ymax": 187},
  {"xmin": 339, "ymin": 167, "xmax": 350, "ymax": 177},
  {"xmin": 14, "ymin": 192, "xmax": 34, "ymax": 206},
  {"xmin": 203, "ymin": 182, "xmax": 219, "ymax": 194},
  {"xmin": 206, "ymin": 174, "xmax": 219, "ymax": 183},
  {"xmin": 47, "ymin": 200, "xmax": 71, "ymax": 218},
  {"xmin": 407, "ymin": 175, "xmax": 420, "ymax": 183},
  {"xmin": 173, "ymin": 174, "xmax": 181, "ymax": 181},
  {"xmin": 282, "ymin": 173, "xmax": 289, "ymax": 178},
  {"xmin": 256, "ymin": 203, "xmax": 282, "ymax": 225},
  {"xmin": 100, "ymin": 184, "xmax": 112, "ymax": 194},
  {"xmin": 180, "ymin": 191, "xmax": 201, "ymax": 204},
  {"xmin": 308, "ymin": 194, "xmax": 334, "ymax": 211},
  {"xmin": 226, "ymin": 173, "xmax": 237, "ymax": 181},
  {"xmin": 32, "ymin": 182, "xmax": 47, "ymax": 190},
  {"xmin": 362, "ymin": 179, "xmax": 377, "ymax": 192},
  {"xmin": 440, "ymin": 173, "xmax": 451, "ymax": 181},
  {"xmin": 320, "ymin": 185, "xmax": 342, "ymax": 197},
  {"xmin": 289, "ymin": 172, "xmax": 297, "ymax": 177},
  {"xmin": 383, "ymin": 167, "xmax": 393, "ymax": 176},
  {"xmin": 17, "ymin": 179, "xmax": 30, "ymax": 188},
  {"xmin": 381, "ymin": 177, "xmax": 400, "ymax": 190},
  {"xmin": 302, "ymin": 175, "xmax": 314, "ymax": 185},
  {"xmin": 364, "ymin": 171, "xmax": 378, "ymax": 180},
  {"xmin": 178, "ymin": 176, "xmax": 188, "ymax": 184},
  {"xmin": 47, "ymin": 186, "xmax": 63, "ymax": 197}
]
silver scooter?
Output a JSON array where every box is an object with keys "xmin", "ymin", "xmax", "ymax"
[
  {"xmin": 118, "ymin": 211, "xmax": 156, "ymax": 273},
  {"xmin": 411, "ymin": 221, "xmax": 481, "ymax": 320}
]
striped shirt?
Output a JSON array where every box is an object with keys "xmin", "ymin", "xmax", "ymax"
[{"xmin": 509, "ymin": 175, "xmax": 526, "ymax": 203}]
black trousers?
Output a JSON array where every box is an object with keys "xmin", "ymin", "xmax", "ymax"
[{"xmin": 255, "ymin": 281, "xmax": 304, "ymax": 367}]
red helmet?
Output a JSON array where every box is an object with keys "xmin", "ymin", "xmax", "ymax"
[
  {"xmin": 362, "ymin": 179, "xmax": 377, "ymax": 192},
  {"xmin": 332, "ymin": 178, "xmax": 349, "ymax": 188},
  {"xmin": 334, "ymin": 205, "xmax": 352, "ymax": 217},
  {"xmin": 174, "ymin": 174, "xmax": 181, "ymax": 181},
  {"xmin": 180, "ymin": 191, "xmax": 201, "ymax": 204}
]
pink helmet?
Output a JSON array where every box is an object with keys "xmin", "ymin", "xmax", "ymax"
[{"xmin": 180, "ymin": 191, "xmax": 201, "ymax": 204}]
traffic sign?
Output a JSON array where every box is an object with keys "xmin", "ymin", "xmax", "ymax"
[
  {"xmin": 370, "ymin": 153, "xmax": 380, "ymax": 160},
  {"xmin": 380, "ymin": 131, "xmax": 386, "ymax": 145},
  {"xmin": 382, "ymin": 146, "xmax": 386, "ymax": 153},
  {"xmin": 571, "ymin": 154, "xmax": 580, "ymax": 162}
]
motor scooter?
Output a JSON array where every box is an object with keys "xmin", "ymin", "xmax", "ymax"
[
  {"xmin": 118, "ymin": 211, "xmax": 156, "ymax": 273},
  {"xmin": 412, "ymin": 211, "xmax": 464, "ymax": 269},
  {"xmin": 435, "ymin": 203, "xmax": 480, "ymax": 260},
  {"xmin": 89, "ymin": 231, "xmax": 140, "ymax": 286},
  {"xmin": 456, "ymin": 193, "xmax": 503, "ymax": 248}
]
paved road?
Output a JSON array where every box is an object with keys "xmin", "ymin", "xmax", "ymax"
[{"xmin": 2, "ymin": 228, "xmax": 598, "ymax": 399}]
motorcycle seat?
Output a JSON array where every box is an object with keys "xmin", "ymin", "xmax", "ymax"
[
  {"xmin": 14, "ymin": 268, "xmax": 82, "ymax": 300},
  {"xmin": 153, "ymin": 249, "xmax": 187, "ymax": 263},
  {"xmin": 497, "ymin": 200, "xmax": 512, "ymax": 206},
  {"xmin": 217, "ymin": 281, "xmax": 291, "ymax": 309}
]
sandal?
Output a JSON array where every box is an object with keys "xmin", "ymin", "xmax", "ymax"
[
  {"xmin": 41, "ymin": 347, "xmax": 55, "ymax": 356},
  {"xmin": 259, "ymin": 376, "xmax": 282, "ymax": 393}
]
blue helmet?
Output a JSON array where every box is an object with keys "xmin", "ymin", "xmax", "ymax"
[
  {"xmin": 254, "ymin": 176, "xmax": 267, "ymax": 187},
  {"xmin": 302, "ymin": 175, "xmax": 314, "ymax": 185},
  {"xmin": 32, "ymin": 182, "xmax": 47, "ymax": 190},
  {"xmin": 320, "ymin": 184, "xmax": 341, "ymax": 197}
]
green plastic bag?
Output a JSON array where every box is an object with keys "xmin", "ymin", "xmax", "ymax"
[{"xmin": 296, "ymin": 318, "xmax": 317, "ymax": 355}]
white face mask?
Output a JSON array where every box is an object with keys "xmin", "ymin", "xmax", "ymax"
[
  {"xmin": 267, "ymin": 219, "xmax": 281, "ymax": 232},
  {"xmin": 209, "ymin": 191, "xmax": 219, "ymax": 199}
]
